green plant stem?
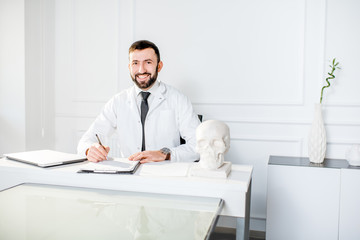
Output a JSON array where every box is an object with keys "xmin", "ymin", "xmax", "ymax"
[
  {"xmin": 320, "ymin": 58, "xmax": 340, "ymax": 104},
  {"xmin": 320, "ymin": 73, "xmax": 335, "ymax": 104}
]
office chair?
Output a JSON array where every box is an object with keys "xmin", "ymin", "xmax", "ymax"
[{"xmin": 180, "ymin": 114, "xmax": 203, "ymax": 145}]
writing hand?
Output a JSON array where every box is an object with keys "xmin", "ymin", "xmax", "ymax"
[
  {"xmin": 129, "ymin": 150, "xmax": 168, "ymax": 164},
  {"xmin": 86, "ymin": 143, "xmax": 110, "ymax": 162}
]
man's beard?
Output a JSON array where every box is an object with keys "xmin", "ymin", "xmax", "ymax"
[{"xmin": 131, "ymin": 67, "xmax": 158, "ymax": 89}]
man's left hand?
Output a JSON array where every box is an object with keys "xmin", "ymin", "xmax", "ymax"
[{"xmin": 129, "ymin": 150, "xmax": 168, "ymax": 163}]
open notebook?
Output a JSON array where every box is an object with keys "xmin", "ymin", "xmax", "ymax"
[
  {"xmin": 77, "ymin": 157, "xmax": 140, "ymax": 174},
  {"xmin": 4, "ymin": 150, "xmax": 87, "ymax": 168}
]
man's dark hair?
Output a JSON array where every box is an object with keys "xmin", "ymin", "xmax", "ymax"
[{"xmin": 129, "ymin": 40, "xmax": 161, "ymax": 63}]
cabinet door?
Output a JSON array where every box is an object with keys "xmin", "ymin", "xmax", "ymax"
[
  {"xmin": 266, "ymin": 165, "xmax": 340, "ymax": 240},
  {"xmin": 339, "ymin": 169, "xmax": 360, "ymax": 240}
]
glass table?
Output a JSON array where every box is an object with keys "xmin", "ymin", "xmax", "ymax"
[{"xmin": 0, "ymin": 183, "xmax": 223, "ymax": 240}]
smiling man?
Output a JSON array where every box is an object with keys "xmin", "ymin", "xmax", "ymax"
[
  {"xmin": 77, "ymin": 40, "xmax": 200, "ymax": 163},
  {"xmin": 129, "ymin": 45, "xmax": 162, "ymax": 90}
]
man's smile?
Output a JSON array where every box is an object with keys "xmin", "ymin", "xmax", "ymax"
[{"xmin": 136, "ymin": 73, "xmax": 150, "ymax": 82}]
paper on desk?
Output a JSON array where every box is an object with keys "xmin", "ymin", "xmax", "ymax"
[
  {"xmin": 139, "ymin": 162, "xmax": 191, "ymax": 177},
  {"xmin": 79, "ymin": 157, "xmax": 139, "ymax": 172}
]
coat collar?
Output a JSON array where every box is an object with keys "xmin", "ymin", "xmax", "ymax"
[
  {"xmin": 127, "ymin": 81, "xmax": 167, "ymax": 116},
  {"xmin": 149, "ymin": 82, "xmax": 166, "ymax": 114}
]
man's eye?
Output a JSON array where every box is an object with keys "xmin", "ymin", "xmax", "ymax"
[{"xmin": 147, "ymin": 61, "xmax": 152, "ymax": 64}]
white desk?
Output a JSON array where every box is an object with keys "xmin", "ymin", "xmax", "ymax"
[{"xmin": 0, "ymin": 158, "xmax": 252, "ymax": 240}]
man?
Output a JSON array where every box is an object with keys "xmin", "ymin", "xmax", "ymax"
[{"xmin": 77, "ymin": 40, "xmax": 200, "ymax": 163}]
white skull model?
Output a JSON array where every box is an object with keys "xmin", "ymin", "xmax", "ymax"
[{"xmin": 196, "ymin": 120, "xmax": 230, "ymax": 170}]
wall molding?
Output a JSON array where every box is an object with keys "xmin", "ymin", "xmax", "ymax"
[
  {"xmin": 327, "ymin": 139, "xmax": 360, "ymax": 146},
  {"xmin": 224, "ymin": 119, "xmax": 360, "ymax": 127},
  {"xmin": 230, "ymin": 136, "xmax": 303, "ymax": 156},
  {"xmin": 56, "ymin": 113, "xmax": 98, "ymax": 119},
  {"xmin": 55, "ymin": 113, "xmax": 360, "ymax": 127},
  {"xmin": 231, "ymin": 136, "xmax": 302, "ymax": 143},
  {"xmin": 72, "ymin": 97, "xmax": 108, "ymax": 103},
  {"xmin": 323, "ymin": 102, "xmax": 360, "ymax": 108},
  {"xmin": 193, "ymin": 101, "xmax": 305, "ymax": 106},
  {"xmin": 70, "ymin": 98, "xmax": 360, "ymax": 108}
]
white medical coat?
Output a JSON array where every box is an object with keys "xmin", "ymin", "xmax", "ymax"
[{"xmin": 77, "ymin": 82, "xmax": 200, "ymax": 162}]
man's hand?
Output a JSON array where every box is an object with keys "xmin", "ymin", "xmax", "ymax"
[
  {"xmin": 129, "ymin": 150, "xmax": 168, "ymax": 163},
  {"xmin": 86, "ymin": 143, "xmax": 110, "ymax": 162}
]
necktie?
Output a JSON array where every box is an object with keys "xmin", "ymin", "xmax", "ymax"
[{"xmin": 140, "ymin": 92, "xmax": 151, "ymax": 151}]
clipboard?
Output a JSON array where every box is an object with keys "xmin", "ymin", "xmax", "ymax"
[{"xmin": 77, "ymin": 157, "xmax": 140, "ymax": 174}]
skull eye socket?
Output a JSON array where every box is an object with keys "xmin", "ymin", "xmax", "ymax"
[
  {"xmin": 212, "ymin": 139, "xmax": 225, "ymax": 148},
  {"xmin": 197, "ymin": 139, "xmax": 208, "ymax": 148}
]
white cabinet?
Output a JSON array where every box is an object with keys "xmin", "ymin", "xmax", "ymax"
[
  {"xmin": 266, "ymin": 156, "xmax": 360, "ymax": 240},
  {"xmin": 339, "ymin": 168, "xmax": 360, "ymax": 240}
]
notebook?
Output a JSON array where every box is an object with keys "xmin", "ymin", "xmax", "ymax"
[
  {"xmin": 77, "ymin": 157, "xmax": 140, "ymax": 174},
  {"xmin": 4, "ymin": 150, "xmax": 87, "ymax": 168}
]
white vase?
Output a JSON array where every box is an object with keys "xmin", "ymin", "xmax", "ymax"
[
  {"xmin": 346, "ymin": 145, "xmax": 360, "ymax": 166},
  {"xmin": 308, "ymin": 103, "xmax": 327, "ymax": 164}
]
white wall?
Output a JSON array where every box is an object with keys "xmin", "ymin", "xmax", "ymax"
[
  {"xmin": 0, "ymin": 0, "xmax": 55, "ymax": 154},
  {"xmin": 0, "ymin": 0, "xmax": 26, "ymax": 154},
  {"xmin": 3, "ymin": 0, "xmax": 360, "ymax": 232},
  {"xmin": 25, "ymin": 0, "xmax": 55, "ymax": 151}
]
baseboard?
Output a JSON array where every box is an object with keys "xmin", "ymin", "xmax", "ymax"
[
  {"xmin": 213, "ymin": 226, "xmax": 236, "ymax": 235},
  {"xmin": 214, "ymin": 227, "xmax": 265, "ymax": 239},
  {"xmin": 249, "ymin": 230, "xmax": 266, "ymax": 239}
]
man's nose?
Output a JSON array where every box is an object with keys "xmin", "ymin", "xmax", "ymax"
[{"xmin": 138, "ymin": 62, "xmax": 146, "ymax": 73}]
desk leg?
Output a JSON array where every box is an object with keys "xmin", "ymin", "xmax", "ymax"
[{"xmin": 236, "ymin": 180, "xmax": 252, "ymax": 240}]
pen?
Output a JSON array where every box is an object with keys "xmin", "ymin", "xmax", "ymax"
[
  {"xmin": 95, "ymin": 134, "xmax": 104, "ymax": 147},
  {"xmin": 95, "ymin": 134, "xmax": 108, "ymax": 161}
]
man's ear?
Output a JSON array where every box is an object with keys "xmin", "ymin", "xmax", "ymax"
[{"xmin": 157, "ymin": 61, "xmax": 163, "ymax": 72}]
